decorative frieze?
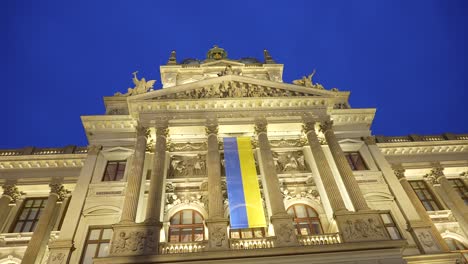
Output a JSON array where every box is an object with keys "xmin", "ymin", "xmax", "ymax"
[
  {"xmin": 272, "ymin": 150, "xmax": 309, "ymax": 173},
  {"xmin": 336, "ymin": 213, "xmax": 389, "ymax": 242},
  {"xmin": 0, "ymin": 158, "xmax": 85, "ymax": 169},
  {"xmin": 110, "ymin": 224, "xmax": 158, "ymax": 256},
  {"xmin": 168, "ymin": 154, "xmax": 207, "ymax": 178},
  {"xmin": 269, "ymin": 138, "xmax": 306, "ymax": 148}
]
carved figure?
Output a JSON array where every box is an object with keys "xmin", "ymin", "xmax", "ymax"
[
  {"xmin": 273, "ymin": 151, "xmax": 308, "ymax": 173},
  {"xmin": 277, "ymin": 223, "xmax": 294, "ymax": 243},
  {"xmin": 115, "ymin": 71, "xmax": 156, "ymax": 96},
  {"xmin": 211, "ymin": 226, "xmax": 226, "ymax": 247},
  {"xmin": 293, "ymin": 69, "xmax": 316, "ymax": 87},
  {"xmin": 169, "ymin": 155, "xmax": 206, "ymax": 177},
  {"xmin": 418, "ymin": 231, "xmax": 435, "ymax": 248}
]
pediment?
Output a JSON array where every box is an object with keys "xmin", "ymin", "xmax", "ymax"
[
  {"xmin": 200, "ymin": 60, "xmax": 245, "ymax": 67},
  {"xmin": 129, "ymin": 75, "xmax": 343, "ymax": 102}
]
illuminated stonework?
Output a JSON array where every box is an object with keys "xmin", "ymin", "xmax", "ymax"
[{"xmin": 1, "ymin": 47, "xmax": 467, "ymax": 264}]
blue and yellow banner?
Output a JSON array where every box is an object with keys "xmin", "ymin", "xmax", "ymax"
[{"xmin": 223, "ymin": 137, "xmax": 266, "ymax": 229}]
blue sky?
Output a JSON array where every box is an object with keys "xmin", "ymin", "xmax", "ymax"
[{"xmin": 2, "ymin": 0, "xmax": 467, "ymax": 148}]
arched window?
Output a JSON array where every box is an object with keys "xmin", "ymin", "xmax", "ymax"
[
  {"xmin": 169, "ymin": 210, "xmax": 204, "ymax": 242},
  {"xmin": 287, "ymin": 204, "xmax": 322, "ymax": 235},
  {"xmin": 444, "ymin": 238, "xmax": 468, "ymax": 251}
]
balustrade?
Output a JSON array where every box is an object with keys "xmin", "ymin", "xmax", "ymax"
[
  {"xmin": 297, "ymin": 233, "xmax": 341, "ymax": 246},
  {"xmin": 230, "ymin": 237, "xmax": 275, "ymax": 250},
  {"xmin": 159, "ymin": 241, "xmax": 206, "ymax": 254}
]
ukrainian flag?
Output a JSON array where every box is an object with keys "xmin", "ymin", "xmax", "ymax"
[{"xmin": 223, "ymin": 137, "xmax": 266, "ymax": 229}]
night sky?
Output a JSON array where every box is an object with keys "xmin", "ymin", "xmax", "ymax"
[{"xmin": 2, "ymin": 0, "xmax": 467, "ymax": 149}]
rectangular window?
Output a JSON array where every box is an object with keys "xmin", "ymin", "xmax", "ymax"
[
  {"xmin": 344, "ymin": 152, "xmax": 368, "ymax": 171},
  {"xmin": 80, "ymin": 227, "xmax": 112, "ymax": 264},
  {"xmin": 102, "ymin": 161, "xmax": 126, "ymax": 181},
  {"xmin": 11, "ymin": 198, "xmax": 47, "ymax": 233},
  {"xmin": 380, "ymin": 213, "xmax": 402, "ymax": 240},
  {"xmin": 449, "ymin": 179, "xmax": 468, "ymax": 205},
  {"xmin": 409, "ymin": 180, "xmax": 442, "ymax": 211},
  {"xmin": 230, "ymin": 228, "xmax": 265, "ymax": 239}
]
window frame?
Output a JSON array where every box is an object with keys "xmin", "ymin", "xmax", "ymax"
[
  {"xmin": 168, "ymin": 209, "xmax": 205, "ymax": 243},
  {"xmin": 79, "ymin": 226, "xmax": 112, "ymax": 264},
  {"xmin": 229, "ymin": 227, "xmax": 265, "ymax": 239},
  {"xmin": 286, "ymin": 204, "xmax": 323, "ymax": 236},
  {"xmin": 102, "ymin": 160, "xmax": 127, "ymax": 182},
  {"xmin": 10, "ymin": 197, "xmax": 48, "ymax": 233},
  {"xmin": 379, "ymin": 212, "xmax": 402, "ymax": 240},
  {"xmin": 344, "ymin": 152, "xmax": 368, "ymax": 171},
  {"xmin": 448, "ymin": 179, "xmax": 468, "ymax": 205},
  {"xmin": 409, "ymin": 180, "xmax": 443, "ymax": 211}
]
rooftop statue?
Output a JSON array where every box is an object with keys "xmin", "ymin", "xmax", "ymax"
[
  {"xmin": 114, "ymin": 71, "xmax": 157, "ymax": 96},
  {"xmin": 293, "ymin": 69, "xmax": 325, "ymax": 90}
]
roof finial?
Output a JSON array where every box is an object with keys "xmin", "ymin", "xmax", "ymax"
[
  {"xmin": 167, "ymin": 50, "xmax": 177, "ymax": 65},
  {"xmin": 263, "ymin": 49, "xmax": 276, "ymax": 64}
]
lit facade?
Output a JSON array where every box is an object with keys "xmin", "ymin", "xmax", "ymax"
[{"xmin": 1, "ymin": 46, "xmax": 467, "ymax": 264}]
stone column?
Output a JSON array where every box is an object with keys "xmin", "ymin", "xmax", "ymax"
[
  {"xmin": 425, "ymin": 166, "xmax": 468, "ymax": 237},
  {"xmin": 393, "ymin": 168, "xmax": 449, "ymax": 253},
  {"xmin": 110, "ymin": 127, "xmax": 164, "ymax": 256},
  {"xmin": 47, "ymin": 145, "xmax": 101, "ymax": 264},
  {"xmin": 320, "ymin": 121, "xmax": 369, "ymax": 211},
  {"xmin": 0, "ymin": 184, "xmax": 21, "ymax": 231},
  {"xmin": 255, "ymin": 121, "xmax": 298, "ymax": 247},
  {"xmin": 302, "ymin": 122, "xmax": 347, "ymax": 213},
  {"xmin": 119, "ymin": 125, "xmax": 148, "ymax": 223},
  {"xmin": 22, "ymin": 184, "xmax": 68, "ymax": 264},
  {"xmin": 205, "ymin": 124, "xmax": 229, "ymax": 250}
]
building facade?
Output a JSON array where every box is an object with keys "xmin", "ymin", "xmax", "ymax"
[{"xmin": 0, "ymin": 46, "xmax": 467, "ymax": 264}]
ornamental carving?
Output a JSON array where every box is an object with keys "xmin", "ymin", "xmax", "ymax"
[
  {"xmin": 270, "ymin": 138, "xmax": 306, "ymax": 148},
  {"xmin": 168, "ymin": 142, "xmax": 207, "ymax": 152},
  {"xmin": 87, "ymin": 145, "xmax": 102, "ymax": 155},
  {"xmin": 49, "ymin": 252, "xmax": 65, "ymax": 264},
  {"xmin": 342, "ymin": 216, "xmax": 386, "ymax": 241},
  {"xmin": 49, "ymin": 184, "xmax": 68, "ymax": 201},
  {"xmin": 319, "ymin": 120, "xmax": 333, "ymax": 133},
  {"xmin": 165, "ymin": 193, "xmax": 207, "ymax": 212},
  {"xmin": 168, "ymin": 154, "xmax": 206, "ymax": 178},
  {"xmin": 111, "ymin": 230, "xmax": 156, "ymax": 255},
  {"xmin": 424, "ymin": 166, "xmax": 445, "ymax": 185},
  {"xmin": 254, "ymin": 122, "xmax": 267, "ymax": 134},
  {"xmin": 276, "ymin": 223, "xmax": 295, "ymax": 244},
  {"xmin": 362, "ymin": 136, "xmax": 376, "ymax": 145},
  {"xmin": 392, "ymin": 168, "xmax": 406, "ymax": 180},
  {"xmin": 210, "ymin": 226, "xmax": 226, "ymax": 247},
  {"xmin": 114, "ymin": 71, "xmax": 156, "ymax": 96},
  {"xmin": 272, "ymin": 151, "xmax": 309, "ymax": 173},
  {"xmin": 280, "ymin": 186, "xmax": 320, "ymax": 204},
  {"xmin": 292, "ymin": 69, "xmax": 325, "ymax": 90},
  {"xmin": 2, "ymin": 184, "xmax": 22, "ymax": 203},
  {"xmin": 156, "ymin": 127, "xmax": 169, "ymax": 138},
  {"xmin": 301, "ymin": 122, "xmax": 316, "ymax": 134},
  {"xmin": 205, "ymin": 125, "xmax": 219, "ymax": 136},
  {"xmin": 152, "ymin": 81, "xmax": 319, "ymax": 100}
]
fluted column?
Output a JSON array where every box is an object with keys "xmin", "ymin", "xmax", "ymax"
[
  {"xmin": 0, "ymin": 184, "xmax": 21, "ymax": 231},
  {"xmin": 425, "ymin": 166, "xmax": 468, "ymax": 237},
  {"xmin": 23, "ymin": 184, "xmax": 68, "ymax": 264},
  {"xmin": 320, "ymin": 121, "xmax": 369, "ymax": 211},
  {"xmin": 393, "ymin": 168, "xmax": 449, "ymax": 253},
  {"xmin": 120, "ymin": 125, "xmax": 148, "ymax": 223},
  {"xmin": 302, "ymin": 122, "xmax": 347, "ymax": 213},
  {"xmin": 255, "ymin": 121, "xmax": 298, "ymax": 246},
  {"xmin": 145, "ymin": 125, "xmax": 168, "ymax": 224},
  {"xmin": 205, "ymin": 124, "xmax": 229, "ymax": 250},
  {"xmin": 47, "ymin": 145, "xmax": 101, "ymax": 264}
]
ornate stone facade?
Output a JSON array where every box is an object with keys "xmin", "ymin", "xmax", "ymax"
[{"xmin": 0, "ymin": 46, "xmax": 466, "ymax": 264}]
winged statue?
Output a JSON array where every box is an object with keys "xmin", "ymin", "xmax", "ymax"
[{"xmin": 114, "ymin": 71, "xmax": 157, "ymax": 96}]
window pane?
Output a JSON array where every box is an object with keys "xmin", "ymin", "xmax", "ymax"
[
  {"xmin": 181, "ymin": 210, "xmax": 192, "ymax": 224},
  {"xmin": 194, "ymin": 228, "xmax": 204, "ymax": 241},
  {"xmin": 23, "ymin": 221, "xmax": 33, "ymax": 232},
  {"xmin": 387, "ymin": 227, "xmax": 401, "ymax": 240},
  {"xmin": 19, "ymin": 209, "xmax": 29, "ymax": 220},
  {"xmin": 242, "ymin": 230, "xmax": 253, "ymax": 239},
  {"xmin": 254, "ymin": 229, "xmax": 264, "ymax": 238},
  {"xmin": 230, "ymin": 231, "xmax": 240, "ymax": 239},
  {"xmin": 89, "ymin": 229, "xmax": 101, "ymax": 240},
  {"xmin": 181, "ymin": 228, "xmax": 192, "ymax": 242},
  {"xmin": 170, "ymin": 228, "xmax": 180, "ymax": 242},
  {"xmin": 101, "ymin": 229, "xmax": 113, "ymax": 240},
  {"xmin": 13, "ymin": 223, "xmax": 22, "ymax": 233},
  {"xmin": 82, "ymin": 244, "xmax": 97, "ymax": 264},
  {"xmin": 97, "ymin": 243, "xmax": 110, "ymax": 257},
  {"xmin": 194, "ymin": 213, "xmax": 202, "ymax": 223},
  {"xmin": 170, "ymin": 213, "xmax": 180, "ymax": 225},
  {"xmin": 294, "ymin": 205, "xmax": 307, "ymax": 218},
  {"xmin": 287, "ymin": 207, "xmax": 295, "ymax": 216},
  {"xmin": 381, "ymin": 214, "xmax": 393, "ymax": 224},
  {"xmin": 306, "ymin": 207, "xmax": 317, "ymax": 217}
]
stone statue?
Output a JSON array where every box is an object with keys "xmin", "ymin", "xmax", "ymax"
[
  {"xmin": 293, "ymin": 69, "xmax": 315, "ymax": 87},
  {"xmin": 114, "ymin": 71, "xmax": 156, "ymax": 96}
]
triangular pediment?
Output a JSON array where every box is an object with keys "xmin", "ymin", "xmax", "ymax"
[
  {"xmin": 129, "ymin": 75, "xmax": 345, "ymax": 102},
  {"xmin": 200, "ymin": 60, "xmax": 245, "ymax": 67}
]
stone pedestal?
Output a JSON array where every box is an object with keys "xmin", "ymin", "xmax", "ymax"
[
  {"xmin": 110, "ymin": 222, "xmax": 160, "ymax": 256},
  {"xmin": 270, "ymin": 214, "xmax": 300, "ymax": 247},
  {"xmin": 335, "ymin": 211, "xmax": 391, "ymax": 243},
  {"xmin": 205, "ymin": 218, "xmax": 229, "ymax": 250}
]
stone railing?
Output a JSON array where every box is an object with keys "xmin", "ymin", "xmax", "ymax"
[
  {"xmin": 297, "ymin": 233, "xmax": 342, "ymax": 246},
  {"xmin": 159, "ymin": 241, "xmax": 207, "ymax": 254},
  {"xmin": 375, "ymin": 133, "xmax": 468, "ymax": 143},
  {"xmin": 230, "ymin": 237, "xmax": 275, "ymax": 250},
  {"xmin": 0, "ymin": 146, "xmax": 87, "ymax": 156}
]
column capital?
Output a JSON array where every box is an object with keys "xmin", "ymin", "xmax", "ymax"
[
  {"xmin": 254, "ymin": 122, "xmax": 267, "ymax": 135},
  {"xmin": 135, "ymin": 125, "xmax": 149, "ymax": 138},
  {"xmin": 362, "ymin": 136, "xmax": 376, "ymax": 145},
  {"xmin": 155, "ymin": 126, "xmax": 169, "ymax": 138},
  {"xmin": 87, "ymin": 145, "xmax": 102, "ymax": 155},
  {"xmin": 425, "ymin": 166, "xmax": 445, "ymax": 185},
  {"xmin": 205, "ymin": 124, "xmax": 219, "ymax": 136},
  {"xmin": 319, "ymin": 120, "xmax": 334, "ymax": 133},
  {"xmin": 392, "ymin": 168, "xmax": 406, "ymax": 180},
  {"xmin": 301, "ymin": 121, "xmax": 316, "ymax": 134},
  {"xmin": 2, "ymin": 184, "xmax": 22, "ymax": 202},
  {"xmin": 49, "ymin": 184, "xmax": 69, "ymax": 201}
]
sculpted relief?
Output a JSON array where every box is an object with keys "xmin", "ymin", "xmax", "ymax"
[
  {"xmin": 272, "ymin": 151, "xmax": 309, "ymax": 173},
  {"xmin": 153, "ymin": 81, "xmax": 318, "ymax": 100},
  {"xmin": 168, "ymin": 154, "xmax": 206, "ymax": 178}
]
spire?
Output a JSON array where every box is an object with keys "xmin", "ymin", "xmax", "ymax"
[
  {"xmin": 263, "ymin": 49, "xmax": 276, "ymax": 64},
  {"xmin": 167, "ymin": 50, "xmax": 177, "ymax": 65}
]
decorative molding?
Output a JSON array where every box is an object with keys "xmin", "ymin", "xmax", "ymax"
[
  {"xmin": 2, "ymin": 184, "xmax": 22, "ymax": 202},
  {"xmin": 49, "ymin": 184, "xmax": 69, "ymax": 201},
  {"xmin": 318, "ymin": 120, "xmax": 333, "ymax": 133},
  {"xmin": 205, "ymin": 125, "xmax": 219, "ymax": 136},
  {"xmin": 0, "ymin": 157, "xmax": 85, "ymax": 170},
  {"xmin": 168, "ymin": 142, "xmax": 207, "ymax": 152},
  {"xmin": 254, "ymin": 122, "xmax": 267, "ymax": 135},
  {"xmin": 269, "ymin": 138, "xmax": 306, "ymax": 148}
]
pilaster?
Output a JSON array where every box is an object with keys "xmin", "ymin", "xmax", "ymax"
[{"xmin": 0, "ymin": 183, "xmax": 21, "ymax": 232}]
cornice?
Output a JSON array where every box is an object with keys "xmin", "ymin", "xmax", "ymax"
[
  {"xmin": 0, "ymin": 154, "xmax": 86, "ymax": 170},
  {"xmin": 377, "ymin": 140, "xmax": 468, "ymax": 156}
]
